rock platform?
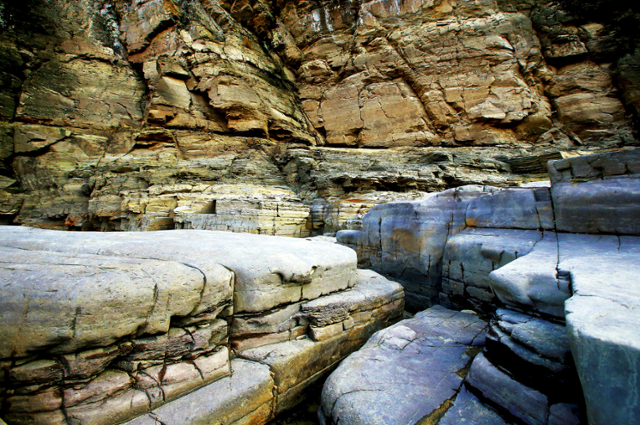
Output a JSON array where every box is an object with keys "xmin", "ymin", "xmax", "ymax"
[{"xmin": 0, "ymin": 229, "xmax": 403, "ymax": 424}]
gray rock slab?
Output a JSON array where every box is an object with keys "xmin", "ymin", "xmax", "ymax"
[
  {"xmin": 442, "ymin": 228, "xmax": 542, "ymax": 306},
  {"xmin": 0, "ymin": 247, "xmax": 225, "ymax": 357},
  {"xmin": 338, "ymin": 186, "xmax": 498, "ymax": 310},
  {"xmin": 439, "ymin": 386, "xmax": 510, "ymax": 425},
  {"xmin": 560, "ymin": 234, "xmax": 640, "ymax": 425},
  {"xmin": 510, "ymin": 317, "xmax": 570, "ymax": 363},
  {"xmin": 551, "ymin": 179, "xmax": 640, "ymax": 235},
  {"xmin": 465, "ymin": 187, "xmax": 554, "ymax": 230},
  {"xmin": 0, "ymin": 226, "xmax": 357, "ymax": 313},
  {"xmin": 466, "ymin": 352, "xmax": 549, "ymax": 425},
  {"xmin": 489, "ymin": 232, "xmax": 568, "ymax": 318},
  {"xmin": 319, "ymin": 306, "xmax": 486, "ymax": 425},
  {"xmin": 124, "ymin": 359, "xmax": 274, "ymax": 425}
]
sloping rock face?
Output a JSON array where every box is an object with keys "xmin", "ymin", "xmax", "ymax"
[
  {"xmin": 0, "ymin": 0, "xmax": 639, "ymax": 234},
  {"xmin": 333, "ymin": 148, "xmax": 640, "ymax": 425},
  {"xmin": 319, "ymin": 306, "xmax": 487, "ymax": 424},
  {"xmin": 0, "ymin": 228, "xmax": 404, "ymax": 424}
]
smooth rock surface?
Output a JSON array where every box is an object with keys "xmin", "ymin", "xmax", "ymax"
[
  {"xmin": 319, "ymin": 306, "xmax": 486, "ymax": 425},
  {"xmin": 489, "ymin": 232, "xmax": 567, "ymax": 318},
  {"xmin": 561, "ymin": 234, "xmax": 640, "ymax": 425}
]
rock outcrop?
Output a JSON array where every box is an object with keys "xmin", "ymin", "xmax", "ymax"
[
  {"xmin": 0, "ymin": 228, "xmax": 403, "ymax": 424},
  {"xmin": 0, "ymin": 0, "xmax": 638, "ymax": 235},
  {"xmin": 333, "ymin": 148, "xmax": 640, "ymax": 425}
]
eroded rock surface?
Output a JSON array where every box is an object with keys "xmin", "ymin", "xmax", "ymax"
[{"xmin": 0, "ymin": 227, "xmax": 403, "ymax": 424}]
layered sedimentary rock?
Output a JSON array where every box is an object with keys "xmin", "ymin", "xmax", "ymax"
[
  {"xmin": 0, "ymin": 228, "xmax": 403, "ymax": 424},
  {"xmin": 334, "ymin": 148, "xmax": 640, "ymax": 425},
  {"xmin": 0, "ymin": 0, "xmax": 638, "ymax": 234}
]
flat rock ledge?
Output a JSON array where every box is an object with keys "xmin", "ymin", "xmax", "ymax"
[
  {"xmin": 318, "ymin": 305, "xmax": 487, "ymax": 425},
  {"xmin": 0, "ymin": 228, "xmax": 404, "ymax": 425}
]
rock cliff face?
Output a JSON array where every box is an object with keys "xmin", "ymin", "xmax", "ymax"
[{"xmin": 0, "ymin": 0, "xmax": 638, "ymax": 235}]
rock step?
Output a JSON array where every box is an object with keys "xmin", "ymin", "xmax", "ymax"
[
  {"xmin": 239, "ymin": 269, "xmax": 404, "ymax": 415},
  {"xmin": 318, "ymin": 306, "xmax": 487, "ymax": 425},
  {"xmin": 124, "ymin": 359, "xmax": 274, "ymax": 425}
]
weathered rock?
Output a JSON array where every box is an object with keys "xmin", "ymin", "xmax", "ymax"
[
  {"xmin": 15, "ymin": 57, "xmax": 145, "ymax": 130},
  {"xmin": 124, "ymin": 359, "xmax": 274, "ymax": 425},
  {"xmin": 337, "ymin": 186, "xmax": 498, "ymax": 310},
  {"xmin": 1, "ymin": 0, "xmax": 637, "ymax": 233},
  {"xmin": 0, "ymin": 226, "xmax": 402, "ymax": 424},
  {"xmin": 239, "ymin": 269, "xmax": 403, "ymax": 413},
  {"xmin": 318, "ymin": 306, "xmax": 486, "ymax": 425}
]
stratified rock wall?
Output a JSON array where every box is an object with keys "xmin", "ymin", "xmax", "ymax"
[
  {"xmin": 0, "ymin": 228, "xmax": 404, "ymax": 424},
  {"xmin": 0, "ymin": 0, "xmax": 638, "ymax": 234}
]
